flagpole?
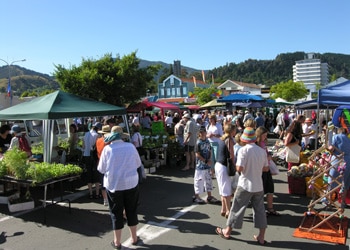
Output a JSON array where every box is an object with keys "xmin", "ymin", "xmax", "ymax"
[{"xmin": 0, "ymin": 58, "xmax": 26, "ymax": 107}]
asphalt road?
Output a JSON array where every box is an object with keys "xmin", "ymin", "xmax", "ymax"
[{"xmin": 0, "ymin": 137, "xmax": 349, "ymax": 250}]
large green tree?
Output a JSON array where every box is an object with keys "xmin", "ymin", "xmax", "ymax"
[
  {"xmin": 270, "ymin": 80, "xmax": 308, "ymax": 102},
  {"xmin": 54, "ymin": 52, "xmax": 160, "ymax": 106},
  {"xmin": 193, "ymin": 85, "xmax": 218, "ymax": 105}
]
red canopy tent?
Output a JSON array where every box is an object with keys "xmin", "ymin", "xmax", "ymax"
[
  {"xmin": 185, "ymin": 105, "xmax": 201, "ymax": 111},
  {"xmin": 127, "ymin": 101, "xmax": 181, "ymax": 122}
]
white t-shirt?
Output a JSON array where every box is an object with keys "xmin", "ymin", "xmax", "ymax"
[
  {"xmin": 206, "ymin": 123, "xmax": 223, "ymax": 143},
  {"xmin": 83, "ymin": 130, "xmax": 98, "ymax": 156},
  {"xmin": 236, "ymin": 143, "xmax": 268, "ymax": 192},
  {"xmin": 131, "ymin": 132, "xmax": 143, "ymax": 148},
  {"xmin": 302, "ymin": 123, "xmax": 311, "ymax": 146}
]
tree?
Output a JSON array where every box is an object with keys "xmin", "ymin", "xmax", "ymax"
[
  {"xmin": 193, "ymin": 86, "xmax": 218, "ymax": 105},
  {"xmin": 270, "ymin": 80, "xmax": 308, "ymax": 102},
  {"xmin": 54, "ymin": 52, "xmax": 160, "ymax": 106}
]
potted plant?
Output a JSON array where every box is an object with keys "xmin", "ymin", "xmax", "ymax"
[
  {"xmin": 166, "ymin": 137, "xmax": 184, "ymax": 167},
  {"xmin": 31, "ymin": 142, "xmax": 44, "ymax": 161},
  {"xmin": 2, "ymin": 148, "xmax": 29, "ymax": 180}
]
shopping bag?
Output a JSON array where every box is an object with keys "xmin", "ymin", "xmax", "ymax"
[
  {"xmin": 269, "ymin": 160, "xmax": 279, "ymax": 175},
  {"xmin": 285, "ymin": 144, "xmax": 301, "ymax": 163}
]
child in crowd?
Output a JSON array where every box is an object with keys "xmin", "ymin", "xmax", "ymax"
[{"xmin": 192, "ymin": 126, "xmax": 219, "ymax": 204}]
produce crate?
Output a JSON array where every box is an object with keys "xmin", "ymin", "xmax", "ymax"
[{"xmin": 288, "ymin": 176, "xmax": 306, "ymax": 195}]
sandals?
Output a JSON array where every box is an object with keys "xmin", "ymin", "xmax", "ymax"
[
  {"xmin": 110, "ymin": 241, "xmax": 122, "ymax": 250},
  {"xmin": 215, "ymin": 227, "xmax": 230, "ymax": 240},
  {"xmin": 254, "ymin": 235, "xmax": 268, "ymax": 245},
  {"xmin": 266, "ymin": 208, "xmax": 280, "ymax": 216},
  {"xmin": 131, "ymin": 236, "xmax": 142, "ymax": 246}
]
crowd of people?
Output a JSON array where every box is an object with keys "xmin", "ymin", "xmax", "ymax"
[{"xmin": 2, "ymin": 105, "xmax": 347, "ymax": 248}]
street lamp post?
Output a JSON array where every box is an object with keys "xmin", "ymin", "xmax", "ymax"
[{"xmin": 0, "ymin": 58, "xmax": 26, "ymax": 106}]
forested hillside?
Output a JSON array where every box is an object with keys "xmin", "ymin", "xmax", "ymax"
[{"xmin": 208, "ymin": 52, "xmax": 350, "ymax": 86}]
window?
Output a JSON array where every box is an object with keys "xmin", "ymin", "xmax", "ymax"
[
  {"xmin": 183, "ymin": 86, "xmax": 187, "ymax": 96},
  {"xmin": 166, "ymin": 88, "xmax": 171, "ymax": 96},
  {"xmin": 176, "ymin": 87, "xmax": 181, "ymax": 96},
  {"xmin": 171, "ymin": 88, "xmax": 175, "ymax": 96}
]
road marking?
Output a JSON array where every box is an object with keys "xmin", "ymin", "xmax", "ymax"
[{"xmin": 122, "ymin": 204, "xmax": 197, "ymax": 247}]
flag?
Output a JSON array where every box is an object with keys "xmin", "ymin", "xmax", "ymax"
[
  {"xmin": 7, "ymin": 78, "xmax": 11, "ymax": 97},
  {"xmin": 188, "ymin": 91, "xmax": 195, "ymax": 98},
  {"xmin": 211, "ymin": 89, "xmax": 222, "ymax": 97},
  {"xmin": 202, "ymin": 70, "xmax": 205, "ymax": 83},
  {"xmin": 192, "ymin": 76, "xmax": 197, "ymax": 87},
  {"xmin": 212, "ymin": 74, "xmax": 214, "ymax": 85}
]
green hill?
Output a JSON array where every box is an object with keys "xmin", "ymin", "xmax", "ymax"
[
  {"xmin": 208, "ymin": 52, "xmax": 350, "ymax": 85},
  {"xmin": 0, "ymin": 66, "xmax": 59, "ymax": 95}
]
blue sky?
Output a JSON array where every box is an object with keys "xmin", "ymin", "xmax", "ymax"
[{"xmin": 1, "ymin": 1, "xmax": 349, "ymax": 75}]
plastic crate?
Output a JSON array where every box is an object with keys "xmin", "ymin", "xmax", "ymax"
[{"xmin": 288, "ymin": 176, "xmax": 306, "ymax": 195}]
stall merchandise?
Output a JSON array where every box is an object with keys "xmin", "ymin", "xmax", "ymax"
[{"xmin": 297, "ymin": 145, "xmax": 346, "ymax": 240}]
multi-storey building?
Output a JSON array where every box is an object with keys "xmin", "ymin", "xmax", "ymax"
[
  {"xmin": 293, "ymin": 53, "xmax": 329, "ymax": 86},
  {"xmin": 293, "ymin": 53, "xmax": 329, "ymax": 100}
]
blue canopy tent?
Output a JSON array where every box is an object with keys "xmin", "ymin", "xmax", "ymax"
[
  {"xmin": 218, "ymin": 93, "xmax": 264, "ymax": 103},
  {"xmin": 217, "ymin": 94, "xmax": 266, "ymax": 109},
  {"xmin": 316, "ymin": 80, "xmax": 350, "ymax": 125},
  {"xmin": 318, "ymin": 80, "xmax": 350, "ymax": 106},
  {"xmin": 311, "ymin": 80, "xmax": 350, "ymax": 147}
]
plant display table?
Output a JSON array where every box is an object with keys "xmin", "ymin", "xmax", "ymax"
[{"xmin": 0, "ymin": 174, "xmax": 80, "ymax": 223}]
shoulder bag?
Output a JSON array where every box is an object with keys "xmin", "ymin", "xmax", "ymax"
[
  {"xmin": 285, "ymin": 143, "xmax": 301, "ymax": 163},
  {"xmin": 225, "ymin": 138, "xmax": 236, "ymax": 176}
]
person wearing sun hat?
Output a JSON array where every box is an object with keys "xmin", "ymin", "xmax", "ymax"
[
  {"xmin": 97, "ymin": 125, "xmax": 142, "ymax": 248},
  {"xmin": 215, "ymin": 127, "xmax": 269, "ymax": 245}
]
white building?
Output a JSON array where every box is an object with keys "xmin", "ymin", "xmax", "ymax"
[{"xmin": 293, "ymin": 53, "xmax": 329, "ymax": 86}]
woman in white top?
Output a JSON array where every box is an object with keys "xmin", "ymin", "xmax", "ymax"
[{"xmin": 206, "ymin": 114, "xmax": 223, "ymax": 176}]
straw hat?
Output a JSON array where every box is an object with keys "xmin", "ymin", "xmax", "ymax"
[
  {"xmin": 104, "ymin": 126, "xmax": 129, "ymax": 143},
  {"xmin": 98, "ymin": 125, "xmax": 111, "ymax": 134}
]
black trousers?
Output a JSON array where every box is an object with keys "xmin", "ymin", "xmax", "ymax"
[{"xmin": 107, "ymin": 185, "xmax": 139, "ymax": 230}]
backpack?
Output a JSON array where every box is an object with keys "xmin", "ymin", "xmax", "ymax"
[{"xmin": 17, "ymin": 134, "xmax": 32, "ymax": 157}]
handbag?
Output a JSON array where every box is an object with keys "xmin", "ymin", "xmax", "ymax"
[
  {"xmin": 269, "ymin": 160, "xmax": 279, "ymax": 175},
  {"xmin": 227, "ymin": 158, "xmax": 236, "ymax": 176},
  {"xmin": 225, "ymin": 138, "xmax": 236, "ymax": 176},
  {"xmin": 285, "ymin": 144, "xmax": 301, "ymax": 163}
]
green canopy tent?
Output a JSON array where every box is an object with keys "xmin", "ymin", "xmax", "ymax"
[{"xmin": 0, "ymin": 90, "xmax": 127, "ymax": 162}]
